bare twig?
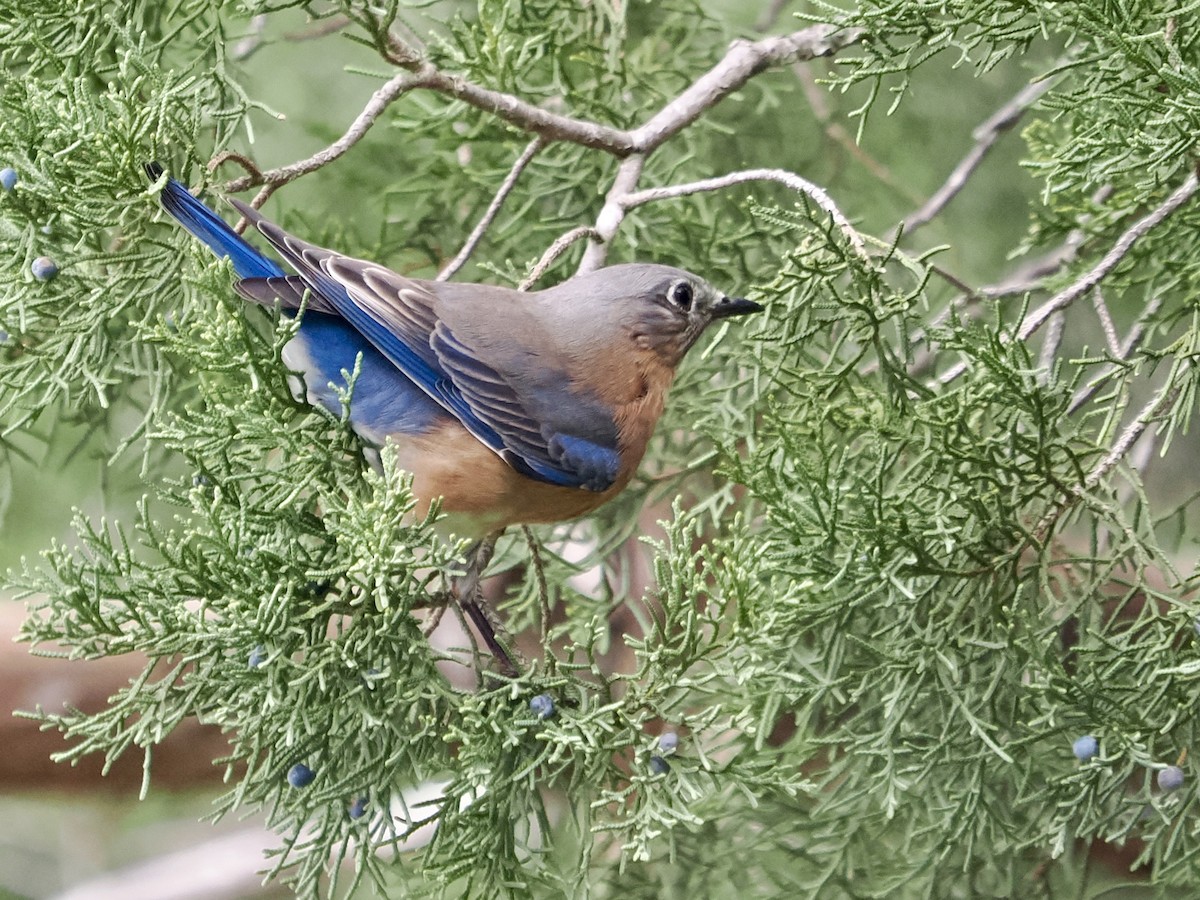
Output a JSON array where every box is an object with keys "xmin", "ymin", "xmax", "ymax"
[
  {"xmin": 213, "ymin": 20, "xmax": 864, "ymax": 291},
  {"xmin": 231, "ymin": 14, "xmax": 268, "ymax": 62},
  {"xmin": 219, "ymin": 25, "xmax": 863, "ymax": 193},
  {"xmin": 249, "ymin": 183, "xmax": 278, "ymax": 212},
  {"xmin": 520, "ymin": 227, "xmax": 602, "ymax": 289},
  {"xmin": 1067, "ymin": 294, "xmax": 1163, "ymax": 414},
  {"xmin": 980, "ymin": 187, "xmax": 1113, "ymax": 299},
  {"xmin": 1037, "ymin": 310, "xmax": 1066, "ymax": 376},
  {"xmin": 620, "ymin": 168, "xmax": 868, "ymax": 262},
  {"xmin": 416, "ymin": 68, "xmax": 634, "ymax": 153},
  {"xmin": 1091, "ymin": 286, "xmax": 1121, "ymax": 357},
  {"xmin": 899, "ymin": 186, "xmax": 1113, "ymax": 379},
  {"xmin": 1085, "ymin": 379, "xmax": 1183, "ymax": 492},
  {"xmin": 901, "ymin": 251, "xmax": 1074, "ymax": 380},
  {"xmin": 422, "ymin": 602, "xmax": 449, "ymax": 638},
  {"xmin": 1120, "ymin": 435, "xmax": 1163, "ymax": 545},
  {"xmin": 1118, "ymin": 297, "xmax": 1161, "ymax": 359},
  {"xmin": 626, "ymin": 27, "xmax": 863, "ymax": 153},
  {"xmin": 220, "ymin": 71, "xmax": 422, "ymax": 192},
  {"xmin": 207, "ymin": 151, "xmax": 263, "ymax": 181},
  {"xmin": 438, "ymin": 137, "xmax": 546, "ymax": 281},
  {"xmin": 755, "ymin": 0, "xmax": 791, "ymax": 32},
  {"xmin": 1034, "ymin": 375, "xmax": 1184, "ymax": 543},
  {"xmin": 579, "ymin": 155, "xmax": 646, "ymax": 272},
  {"xmin": 937, "ymin": 172, "xmax": 1200, "ymax": 384},
  {"xmin": 283, "ymin": 14, "xmax": 350, "ymax": 41},
  {"xmin": 1016, "ymin": 172, "xmax": 1199, "ymax": 344},
  {"xmin": 413, "ymin": 26, "xmax": 863, "ymax": 157},
  {"xmin": 795, "ymin": 62, "xmax": 907, "ymax": 196},
  {"xmin": 899, "ymin": 78, "xmax": 1053, "ymax": 237},
  {"xmin": 980, "ymin": 243, "xmax": 1083, "ymax": 300}
]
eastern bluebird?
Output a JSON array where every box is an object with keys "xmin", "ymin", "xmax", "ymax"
[
  {"xmin": 147, "ymin": 163, "xmax": 760, "ymax": 671},
  {"xmin": 145, "ymin": 163, "xmax": 761, "ymax": 539}
]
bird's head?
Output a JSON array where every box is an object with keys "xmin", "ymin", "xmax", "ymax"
[{"xmin": 551, "ymin": 263, "xmax": 762, "ymax": 367}]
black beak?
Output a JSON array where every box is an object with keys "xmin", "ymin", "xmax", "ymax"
[{"xmin": 711, "ymin": 295, "xmax": 764, "ymax": 319}]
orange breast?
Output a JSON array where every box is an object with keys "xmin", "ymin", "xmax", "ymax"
[
  {"xmin": 391, "ymin": 356, "xmax": 676, "ymax": 537},
  {"xmin": 391, "ymin": 420, "xmax": 630, "ymax": 537}
]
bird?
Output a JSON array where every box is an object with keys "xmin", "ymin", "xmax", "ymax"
[{"xmin": 146, "ymin": 162, "xmax": 761, "ymax": 670}]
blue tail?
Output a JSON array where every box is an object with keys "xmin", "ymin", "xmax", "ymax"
[
  {"xmin": 144, "ymin": 162, "xmax": 446, "ymax": 440},
  {"xmin": 145, "ymin": 162, "xmax": 285, "ymax": 279}
]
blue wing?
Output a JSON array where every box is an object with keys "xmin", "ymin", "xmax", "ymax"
[
  {"xmin": 229, "ymin": 199, "xmax": 622, "ymax": 491},
  {"xmin": 428, "ymin": 323, "xmax": 620, "ymax": 490},
  {"xmin": 147, "ymin": 164, "xmax": 443, "ymax": 438},
  {"xmin": 148, "ymin": 170, "xmax": 621, "ymax": 492}
]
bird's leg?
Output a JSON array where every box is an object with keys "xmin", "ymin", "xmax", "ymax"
[{"xmin": 453, "ymin": 534, "xmax": 521, "ymax": 677}]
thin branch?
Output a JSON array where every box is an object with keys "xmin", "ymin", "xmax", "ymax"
[
  {"xmin": 422, "ymin": 602, "xmax": 449, "ymax": 638},
  {"xmin": 207, "ymin": 151, "xmax": 263, "ymax": 181},
  {"xmin": 578, "ymin": 155, "xmax": 645, "ymax": 272},
  {"xmin": 795, "ymin": 62, "xmax": 909, "ymax": 198},
  {"xmin": 899, "ymin": 187, "xmax": 1113, "ymax": 379},
  {"xmin": 231, "ymin": 14, "xmax": 268, "ymax": 62},
  {"xmin": 221, "ymin": 71, "xmax": 422, "ymax": 191},
  {"xmin": 1067, "ymin": 294, "xmax": 1163, "ymax": 414},
  {"xmin": 283, "ymin": 14, "xmax": 350, "ymax": 42},
  {"xmin": 1119, "ymin": 297, "xmax": 1160, "ymax": 358},
  {"xmin": 924, "ymin": 262, "xmax": 978, "ymax": 297},
  {"xmin": 418, "ymin": 66, "xmax": 635, "ymax": 153},
  {"xmin": 755, "ymin": 0, "xmax": 791, "ymax": 32},
  {"xmin": 1120, "ymin": 427, "xmax": 1158, "ymax": 497},
  {"xmin": 980, "ymin": 243, "xmax": 1083, "ymax": 300},
  {"xmin": 1016, "ymin": 172, "xmax": 1200, "ymax": 344},
  {"xmin": 899, "ymin": 78, "xmax": 1053, "ymax": 237},
  {"xmin": 627, "ymin": 27, "xmax": 864, "ymax": 153},
  {"xmin": 620, "ymin": 168, "xmax": 869, "ymax": 265},
  {"xmin": 885, "ymin": 246, "xmax": 1074, "ymax": 379},
  {"xmin": 980, "ymin": 187, "xmax": 1113, "ymax": 300},
  {"xmin": 937, "ymin": 172, "xmax": 1200, "ymax": 384},
  {"xmin": 1034, "ymin": 375, "xmax": 1184, "ymax": 543},
  {"xmin": 521, "ymin": 227, "xmax": 602, "ymax": 289},
  {"xmin": 214, "ymin": 21, "xmax": 863, "ymax": 285},
  {"xmin": 251, "ymin": 182, "xmax": 279, "ymax": 209},
  {"xmin": 432, "ymin": 26, "xmax": 862, "ymax": 155},
  {"xmin": 438, "ymin": 137, "xmax": 545, "ymax": 281},
  {"xmin": 1036, "ymin": 310, "xmax": 1066, "ymax": 376},
  {"xmin": 1084, "ymin": 379, "xmax": 1183, "ymax": 493},
  {"xmin": 219, "ymin": 25, "xmax": 863, "ymax": 193},
  {"xmin": 1091, "ymin": 286, "xmax": 1121, "ymax": 357}
]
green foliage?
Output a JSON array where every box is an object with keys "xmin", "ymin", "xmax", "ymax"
[{"xmin": 6, "ymin": 0, "xmax": 1200, "ymax": 897}]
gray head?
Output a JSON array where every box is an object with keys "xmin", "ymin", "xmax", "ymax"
[{"xmin": 543, "ymin": 263, "xmax": 762, "ymax": 366}]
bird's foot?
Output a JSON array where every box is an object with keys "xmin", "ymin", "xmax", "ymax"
[{"xmin": 452, "ymin": 535, "xmax": 522, "ymax": 678}]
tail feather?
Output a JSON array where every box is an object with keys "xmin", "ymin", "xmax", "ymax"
[{"xmin": 144, "ymin": 162, "xmax": 284, "ymax": 280}]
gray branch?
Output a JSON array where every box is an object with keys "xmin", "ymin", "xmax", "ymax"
[
  {"xmin": 615, "ymin": 167, "xmax": 868, "ymax": 262},
  {"xmin": 1086, "ymin": 378, "xmax": 1183, "ymax": 493},
  {"xmin": 626, "ymin": 28, "xmax": 863, "ymax": 153},
  {"xmin": 1016, "ymin": 172, "xmax": 1199, "ymax": 344},
  {"xmin": 578, "ymin": 155, "xmax": 647, "ymax": 272},
  {"xmin": 223, "ymin": 71, "xmax": 422, "ymax": 192},
  {"xmin": 899, "ymin": 78, "xmax": 1053, "ymax": 238},
  {"xmin": 438, "ymin": 137, "xmax": 546, "ymax": 282},
  {"xmin": 521, "ymin": 227, "xmax": 603, "ymax": 289},
  {"xmin": 937, "ymin": 172, "xmax": 1200, "ymax": 384},
  {"xmin": 1067, "ymin": 294, "xmax": 1163, "ymax": 414},
  {"xmin": 219, "ymin": 24, "xmax": 863, "ymax": 192}
]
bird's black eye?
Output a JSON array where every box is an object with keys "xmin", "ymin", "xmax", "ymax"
[{"xmin": 669, "ymin": 281, "xmax": 693, "ymax": 310}]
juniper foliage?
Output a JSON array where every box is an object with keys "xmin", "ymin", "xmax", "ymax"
[{"xmin": 4, "ymin": 0, "xmax": 1200, "ymax": 896}]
